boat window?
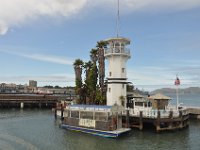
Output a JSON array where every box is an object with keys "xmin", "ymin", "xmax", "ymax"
[
  {"xmin": 80, "ymin": 111, "xmax": 93, "ymax": 119},
  {"xmin": 95, "ymin": 112, "xmax": 108, "ymax": 121},
  {"xmin": 71, "ymin": 111, "xmax": 79, "ymax": 118}
]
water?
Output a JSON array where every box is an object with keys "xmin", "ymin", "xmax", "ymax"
[
  {"xmin": 0, "ymin": 94, "xmax": 200, "ymax": 150},
  {"xmin": 164, "ymin": 93, "xmax": 200, "ymax": 107}
]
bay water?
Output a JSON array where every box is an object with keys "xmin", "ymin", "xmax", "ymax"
[{"xmin": 0, "ymin": 94, "xmax": 200, "ymax": 150}]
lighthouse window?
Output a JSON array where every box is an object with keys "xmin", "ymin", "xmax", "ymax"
[
  {"xmin": 115, "ymin": 42, "xmax": 120, "ymax": 53},
  {"xmin": 122, "ymin": 68, "xmax": 125, "ymax": 73},
  {"xmin": 122, "ymin": 84, "xmax": 124, "ymax": 89},
  {"xmin": 109, "ymin": 72, "xmax": 112, "ymax": 77},
  {"xmin": 109, "ymin": 88, "xmax": 111, "ymax": 92}
]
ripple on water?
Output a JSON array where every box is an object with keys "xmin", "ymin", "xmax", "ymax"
[{"xmin": 0, "ymin": 133, "xmax": 38, "ymax": 150}]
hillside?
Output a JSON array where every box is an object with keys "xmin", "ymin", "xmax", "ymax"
[{"xmin": 151, "ymin": 87, "xmax": 200, "ymax": 94}]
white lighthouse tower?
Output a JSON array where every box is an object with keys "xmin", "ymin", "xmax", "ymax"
[{"xmin": 104, "ymin": 37, "xmax": 131, "ymax": 106}]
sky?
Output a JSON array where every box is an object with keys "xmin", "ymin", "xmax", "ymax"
[{"xmin": 0, "ymin": 0, "xmax": 200, "ymax": 91}]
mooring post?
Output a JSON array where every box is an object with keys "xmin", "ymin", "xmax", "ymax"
[
  {"xmin": 126, "ymin": 109, "xmax": 130, "ymax": 128},
  {"xmin": 169, "ymin": 111, "xmax": 173, "ymax": 129},
  {"xmin": 156, "ymin": 110, "xmax": 160, "ymax": 132},
  {"xmin": 179, "ymin": 110, "xmax": 183, "ymax": 128},
  {"xmin": 20, "ymin": 102, "xmax": 24, "ymax": 109},
  {"xmin": 54, "ymin": 103, "xmax": 57, "ymax": 119},
  {"xmin": 54, "ymin": 108, "xmax": 57, "ymax": 119},
  {"xmin": 139, "ymin": 111, "xmax": 143, "ymax": 130},
  {"xmin": 61, "ymin": 104, "xmax": 64, "ymax": 121}
]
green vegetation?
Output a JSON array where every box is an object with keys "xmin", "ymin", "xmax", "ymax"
[{"xmin": 73, "ymin": 41, "xmax": 108, "ymax": 105}]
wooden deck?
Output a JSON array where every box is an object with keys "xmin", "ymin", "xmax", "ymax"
[
  {"xmin": 122, "ymin": 109, "xmax": 189, "ymax": 132},
  {"xmin": 186, "ymin": 107, "xmax": 200, "ymax": 119}
]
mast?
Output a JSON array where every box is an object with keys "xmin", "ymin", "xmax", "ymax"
[{"xmin": 116, "ymin": 0, "xmax": 120, "ymax": 37}]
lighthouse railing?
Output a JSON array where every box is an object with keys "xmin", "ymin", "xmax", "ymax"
[{"xmin": 104, "ymin": 47, "xmax": 130, "ymax": 55}]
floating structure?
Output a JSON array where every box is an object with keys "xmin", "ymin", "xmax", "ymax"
[
  {"xmin": 56, "ymin": 104, "xmax": 130, "ymax": 138},
  {"xmin": 126, "ymin": 93, "xmax": 189, "ymax": 132}
]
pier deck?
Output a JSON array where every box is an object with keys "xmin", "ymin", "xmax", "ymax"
[
  {"xmin": 123, "ymin": 108, "xmax": 189, "ymax": 132},
  {"xmin": 0, "ymin": 94, "xmax": 59, "ymax": 108},
  {"xmin": 186, "ymin": 107, "xmax": 200, "ymax": 119}
]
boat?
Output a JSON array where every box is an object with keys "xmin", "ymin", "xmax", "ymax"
[{"xmin": 56, "ymin": 104, "xmax": 131, "ymax": 138}]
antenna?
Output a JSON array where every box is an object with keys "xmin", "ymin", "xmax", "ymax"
[{"xmin": 116, "ymin": 0, "xmax": 120, "ymax": 37}]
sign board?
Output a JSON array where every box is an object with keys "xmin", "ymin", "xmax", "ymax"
[{"xmin": 79, "ymin": 119, "xmax": 96, "ymax": 128}]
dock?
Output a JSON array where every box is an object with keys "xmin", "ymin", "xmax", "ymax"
[
  {"xmin": 0, "ymin": 94, "xmax": 59, "ymax": 108},
  {"xmin": 186, "ymin": 107, "xmax": 200, "ymax": 119},
  {"xmin": 123, "ymin": 108, "xmax": 190, "ymax": 132}
]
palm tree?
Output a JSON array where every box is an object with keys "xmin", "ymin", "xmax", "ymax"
[
  {"xmin": 96, "ymin": 40, "xmax": 108, "ymax": 94},
  {"xmin": 83, "ymin": 61, "xmax": 93, "ymax": 81},
  {"xmin": 90, "ymin": 49, "xmax": 98, "ymax": 64},
  {"xmin": 87, "ymin": 49, "xmax": 98, "ymax": 104},
  {"xmin": 83, "ymin": 61, "xmax": 93, "ymax": 104},
  {"xmin": 73, "ymin": 59, "xmax": 84, "ymax": 103}
]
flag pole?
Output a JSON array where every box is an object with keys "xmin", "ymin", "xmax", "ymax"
[
  {"xmin": 175, "ymin": 75, "xmax": 180, "ymax": 110},
  {"xmin": 176, "ymin": 85, "xmax": 179, "ymax": 110}
]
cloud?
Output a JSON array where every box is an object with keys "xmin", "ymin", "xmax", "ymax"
[
  {"xmin": 1, "ymin": 0, "xmax": 200, "ymax": 35},
  {"xmin": 20, "ymin": 53, "xmax": 74, "ymax": 65},
  {"xmin": 124, "ymin": 0, "xmax": 200, "ymax": 12},
  {"xmin": 127, "ymin": 64, "xmax": 200, "ymax": 91},
  {"xmin": 0, "ymin": 49, "xmax": 74, "ymax": 65},
  {"xmin": 0, "ymin": 0, "xmax": 87, "ymax": 35}
]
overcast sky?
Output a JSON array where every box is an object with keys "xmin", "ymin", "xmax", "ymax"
[{"xmin": 0, "ymin": 0, "xmax": 200, "ymax": 91}]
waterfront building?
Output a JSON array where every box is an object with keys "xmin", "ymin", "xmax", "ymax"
[
  {"xmin": 29, "ymin": 80, "xmax": 37, "ymax": 88},
  {"xmin": 104, "ymin": 37, "xmax": 131, "ymax": 106}
]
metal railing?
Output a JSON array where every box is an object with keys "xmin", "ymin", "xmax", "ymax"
[
  {"xmin": 126, "ymin": 107, "xmax": 188, "ymax": 118},
  {"xmin": 104, "ymin": 47, "xmax": 130, "ymax": 55}
]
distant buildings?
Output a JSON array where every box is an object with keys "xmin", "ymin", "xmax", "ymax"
[
  {"xmin": 29, "ymin": 80, "xmax": 37, "ymax": 88},
  {"xmin": 0, "ymin": 81, "xmax": 75, "ymax": 96},
  {"xmin": 0, "ymin": 83, "xmax": 17, "ymax": 93}
]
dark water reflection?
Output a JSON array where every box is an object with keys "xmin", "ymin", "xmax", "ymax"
[{"xmin": 0, "ymin": 109, "xmax": 199, "ymax": 150}]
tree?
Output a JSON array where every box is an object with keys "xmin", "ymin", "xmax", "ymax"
[
  {"xmin": 83, "ymin": 61, "xmax": 93, "ymax": 104},
  {"xmin": 73, "ymin": 59, "xmax": 84, "ymax": 103},
  {"xmin": 73, "ymin": 41, "xmax": 108, "ymax": 105},
  {"xmin": 96, "ymin": 41, "xmax": 107, "ymax": 95},
  {"xmin": 87, "ymin": 49, "xmax": 98, "ymax": 104}
]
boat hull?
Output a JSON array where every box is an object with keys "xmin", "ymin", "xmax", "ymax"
[{"xmin": 60, "ymin": 124, "xmax": 130, "ymax": 138}]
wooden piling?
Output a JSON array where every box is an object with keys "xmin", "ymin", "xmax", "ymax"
[
  {"xmin": 179, "ymin": 111, "xmax": 183, "ymax": 128},
  {"xmin": 61, "ymin": 104, "xmax": 64, "ymax": 121},
  {"xmin": 156, "ymin": 110, "xmax": 160, "ymax": 132},
  {"xmin": 139, "ymin": 111, "xmax": 143, "ymax": 130},
  {"xmin": 126, "ymin": 109, "xmax": 130, "ymax": 128}
]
